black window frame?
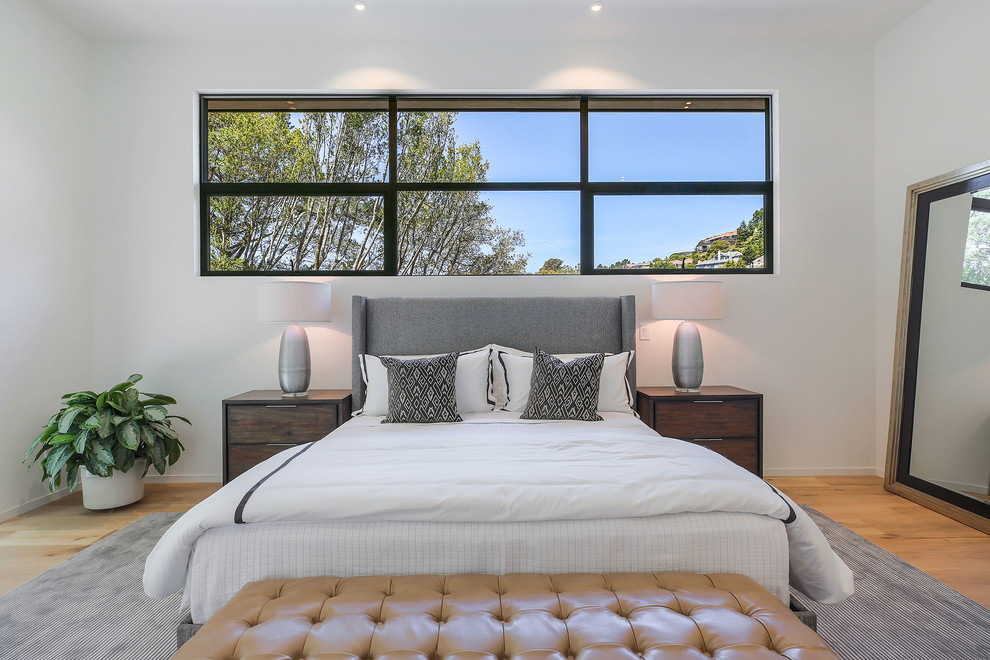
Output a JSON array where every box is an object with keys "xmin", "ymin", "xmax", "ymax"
[{"xmin": 199, "ymin": 94, "xmax": 773, "ymax": 276}]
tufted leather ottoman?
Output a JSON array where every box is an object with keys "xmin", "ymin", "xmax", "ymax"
[{"xmin": 172, "ymin": 572, "xmax": 840, "ymax": 660}]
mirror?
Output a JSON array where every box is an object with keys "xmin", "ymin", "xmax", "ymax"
[{"xmin": 886, "ymin": 160, "xmax": 990, "ymax": 533}]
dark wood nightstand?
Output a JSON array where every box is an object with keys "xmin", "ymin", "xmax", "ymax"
[
  {"xmin": 222, "ymin": 390, "xmax": 352, "ymax": 483},
  {"xmin": 636, "ymin": 386, "xmax": 763, "ymax": 476}
]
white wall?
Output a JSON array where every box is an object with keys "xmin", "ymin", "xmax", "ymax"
[
  {"xmin": 87, "ymin": 33, "xmax": 878, "ymax": 483},
  {"xmin": 0, "ymin": 1, "xmax": 93, "ymax": 518},
  {"xmin": 874, "ymin": 0, "xmax": 990, "ymax": 471}
]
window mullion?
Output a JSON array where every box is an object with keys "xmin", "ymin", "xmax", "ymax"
[
  {"xmin": 385, "ymin": 96, "xmax": 398, "ymax": 275},
  {"xmin": 580, "ymin": 96, "xmax": 592, "ymax": 275}
]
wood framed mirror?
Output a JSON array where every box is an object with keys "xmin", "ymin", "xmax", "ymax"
[{"xmin": 886, "ymin": 159, "xmax": 990, "ymax": 533}]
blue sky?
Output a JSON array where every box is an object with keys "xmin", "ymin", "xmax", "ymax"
[{"xmin": 452, "ymin": 111, "xmax": 766, "ymax": 271}]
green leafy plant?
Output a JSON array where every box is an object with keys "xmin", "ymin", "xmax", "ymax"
[{"xmin": 24, "ymin": 374, "xmax": 191, "ymax": 492}]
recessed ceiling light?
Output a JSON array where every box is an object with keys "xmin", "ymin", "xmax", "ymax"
[
  {"xmin": 354, "ymin": 1, "xmax": 366, "ymax": 10},
  {"xmin": 590, "ymin": 2, "xmax": 604, "ymax": 12}
]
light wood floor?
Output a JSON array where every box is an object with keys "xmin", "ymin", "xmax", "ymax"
[
  {"xmin": 0, "ymin": 477, "xmax": 987, "ymax": 608},
  {"xmin": 767, "ymin": 476, "xmax": 990, "ymax": 607},
  {"xmin": 0, "ymin": 483, "xmax": 220, "ymax": 595}
]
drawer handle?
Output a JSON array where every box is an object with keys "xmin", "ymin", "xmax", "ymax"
[
  {"xmin": 694, "ymin": 438, "xmax": 725, "ymax": 442},
  {"xmin": 266, "ymin": 443, "xmax": 297, "ymax": 447},
  {"xmin": 693, "ymin": 400, "xmax": 723, "ymax": 404},
  {"xmin": 265, "ymin": 405, "xmax": 298, "ymax": 409}
]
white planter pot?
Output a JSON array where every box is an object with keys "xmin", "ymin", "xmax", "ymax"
[{"xmin": 80, "ymin": 463, "xmax": 145, "ymax": 510}]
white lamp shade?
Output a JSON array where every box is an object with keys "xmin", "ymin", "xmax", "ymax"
[
  {"xmin": 257, "ymin": 282, "xmax": 332, "ymax": 323},
  {"xmin": 652, "ymin": 281, "xmax": 723, "ymax": 320}
]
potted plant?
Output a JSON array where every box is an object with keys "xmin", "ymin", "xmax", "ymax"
[{"xmin": 24, "ymin": 374, "xmax": 191, "ymax": 510}]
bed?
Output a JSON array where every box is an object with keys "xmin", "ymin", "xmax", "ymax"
[{"xmin": 144, "ymin": 295, "xmax": 853, "ymax": 624}]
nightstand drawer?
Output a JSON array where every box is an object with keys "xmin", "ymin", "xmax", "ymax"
[
  {"xmin": 227, "ymin": 443, "xmax": 307, "ymax": 481},
  {"xmin": 227, "ymin": 405, "xmax": 338, "ymax": 444},
  {"xmin": 689, "ymin": 438, "xmax": 759, "ymax": 475},
  {"xmin": 652, "ymin": 399, "xmax": 758, "ymax": 439}
]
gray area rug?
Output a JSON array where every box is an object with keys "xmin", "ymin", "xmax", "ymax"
[
  {"xmin": 795, "ymin": 507, "xmax": 990, "ymax": 660},
  {"xmin": 0, "ymin": 512, "xmax": 183, "ymax": 660},
  {"xmin": 1, "ymin": 509, "xmax": 987, "ymax": 659}
]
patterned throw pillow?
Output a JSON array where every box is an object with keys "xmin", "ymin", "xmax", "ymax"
[
  {"xmin": 521, "ymin": 348, "xmax": 604, "ymax": 421},
  {"xmin": 380, "ymin": 352, "xmax": 463, "ymax": 424}
]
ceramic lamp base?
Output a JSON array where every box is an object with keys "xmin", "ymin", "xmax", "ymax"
[
  {"xmin": 278, "ymin": 323, "xmax": 312, "ymax": 395},
  {"xmin": 671, "ymin": 320, "xmax": 704, "ymax": 391}
]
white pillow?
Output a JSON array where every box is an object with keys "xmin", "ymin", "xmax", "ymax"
[
  {"xmin": 487, "ymin": 343, "xmax": 530, "ymax": 408},
  {"xmin": 496, "ymin": 349, "xmax": 635, "ymax": 413},
  {"xmin": 357, "ymin": 347, "xmax": 492, "ymax": 416},
  {"xmin": 489, "ymin": 344, "xmax": 617, "ymax": 409}
]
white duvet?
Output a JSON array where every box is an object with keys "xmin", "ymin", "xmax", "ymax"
[{"xmin": 144, "ymin": 412, "xmax": 853, "ymax": 603}]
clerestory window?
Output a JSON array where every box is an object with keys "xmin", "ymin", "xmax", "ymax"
[{"xmin": 200, "ymin": 95, "xmax": 772, "ymax": 275}]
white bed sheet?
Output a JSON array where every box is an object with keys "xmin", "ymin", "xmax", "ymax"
[
  {"xmin": 183, "ymin": 512, "xmax": 789, "ymax": 623},
  {"xmin": 145, "ymin": 411, "xmax": 852, "ymax": 609}
]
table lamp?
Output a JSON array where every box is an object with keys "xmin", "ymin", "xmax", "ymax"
[
  {"xmin": 652, "ymin": 281, "xmax": 723, "ymax": 392},
  {"xmin": 257, "ymin": 282, "xmax": 332, "ymax": 397}
]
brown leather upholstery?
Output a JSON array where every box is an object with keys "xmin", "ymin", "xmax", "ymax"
[{"xmin": 173, "ymin": 572, "xmax": 840, "ymax": 660}]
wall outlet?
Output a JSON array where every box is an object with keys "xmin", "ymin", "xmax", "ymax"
[{"xmin": 639, "ymin": 323, "xmax": 650, "ymax": 340}]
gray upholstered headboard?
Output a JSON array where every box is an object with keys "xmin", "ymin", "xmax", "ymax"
[{"xmin": 351, "ymin": 295, "xmax": 636, "ymax": 410}]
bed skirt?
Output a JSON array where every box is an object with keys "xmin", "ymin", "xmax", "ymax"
[{"xmin": 182, "ymin": 511, "xmax": 789, "ymax": 623}]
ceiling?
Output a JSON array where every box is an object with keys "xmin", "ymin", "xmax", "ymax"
[{"xmin": 36, "ymin": 0, "xmax": 929, "ymax": 44}]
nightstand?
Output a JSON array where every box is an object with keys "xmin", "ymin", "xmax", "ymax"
[
  {"xmin": 636, "ymin": 386, "xmax": 763, "ymax": 476},
  {"xmin": 222, "ymin": 390, "xmax": 352, "ymax": 483}
]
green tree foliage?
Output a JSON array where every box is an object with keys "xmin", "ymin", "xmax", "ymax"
[
  {"xmin": 962, "ymin": 211, "xmax": 990, "ymax": 287},
  {"xmin": 649, "ymin": 257, "xmax": 674, "ymax": 269},
  {"xmin": 700, "ymin": 239, "xmax": 731, "ymax": 261},
  {"xmin": 208, "ymin": 111, "xmax": 528, "ymax": 274},
  {"xmin": 736, "ymin": 220, "xmax": 753, "ymax": 243},
  {"xmin": 738, "ymin": 208, "xmax": 764, "ymax": 265},
  {"xmin": 537, "ymin": 258, "xmax": 578, "ymax": 274},
  {"xmin": 396, "ymin": 113, "xmax": 528, "ymax": 275}
]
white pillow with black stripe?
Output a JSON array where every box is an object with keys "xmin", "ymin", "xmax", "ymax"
[
  {"xmin": 357, "ymin": 347, "xmax": 491, "ymax": 416},
  {"xmin": 496, "ymin": 349, "xmax": 635, "ymax": 413},
  {"xmin": 380, "ymin": 352, "xmax": 463, "ymax": 424},
  {"xmin": 521, "ymin": 349, "xmax": 604, "ymax": 422}
]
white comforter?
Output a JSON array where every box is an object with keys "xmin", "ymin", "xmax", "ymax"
[{"xmin": 144, "ymin": 412, "xmax": 853, "ymax": 603}]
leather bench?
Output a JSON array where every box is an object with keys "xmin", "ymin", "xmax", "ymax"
[{"xmin": 173, "ymin": 572, "xmax": 840, "ymax": 659}]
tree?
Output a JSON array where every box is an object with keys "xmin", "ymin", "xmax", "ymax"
[
  {"xmin": 748, "ymin": 209, "xmax": 764, "ymax": 235},
  {"xmin": 962, "ymin": 211, "xmax": 990, "ymax": 287},
  {"xmin": 208, "ymin": 111, "xmax": 389, "ymax": 271},
  {"xmin": 207, "ymin": 110, "xmax": 529, "ymax": 274},
  {"xmin": 537, "ymin": 258, "xmax": 578, "ymax": 274},
  {"xmin": 650, "ymin": 257, "xmax": 674, "ymax": 269},
  {"xmin": 607, "ymin": 258, "xmax": 631, "ymax": 269},
  {"xmin": 736, "ymin": 220, "xmax": 753, "ymax": 242},
  {"xmin": 745, "ymin": 208, "xmax": 765, "ymax": 264},
  {"xmin": 741, "ymin": 243, "xmax": 760, "ymax": 265},
  {"xmin": 700, "ymin": 240, "xmax": 730, "ymax": 262}
]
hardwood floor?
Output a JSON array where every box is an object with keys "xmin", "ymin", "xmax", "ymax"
[
  {"xmin": 0, "ymin": 476, "xmax": 987, "ymax": 608},
  {"xmin": 0, "ymin": 483, "xmax": 219, "ymax": 595},
  {"xmin": 767, "ymin": 475, "xmax": 990, "ymax": 607}
]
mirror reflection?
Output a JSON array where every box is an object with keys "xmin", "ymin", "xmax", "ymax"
[
  {"xmin": 910, "ymin": 186, "xmax": 990, "ymax": 506},
  {"xmin": 962, "ymin": 191, "xmax": 990, "ymax": 290}
]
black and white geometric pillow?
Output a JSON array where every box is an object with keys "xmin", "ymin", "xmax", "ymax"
[
  {"xmin": 380, "ymin": 352, "xmax": 463, "ymax": 424},
  {"xmin": 521, "ymin": 348, "xmax": 604, "ymax": 422}
]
